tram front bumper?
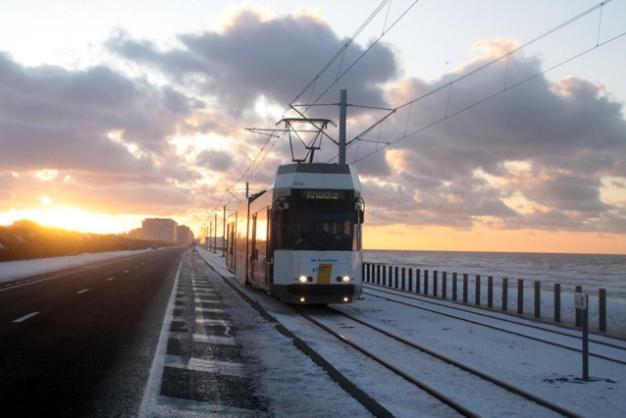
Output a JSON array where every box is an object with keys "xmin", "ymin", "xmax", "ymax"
[{"xmin": 271, "ymin": 284, "xmax": 360, "ymax": 304}]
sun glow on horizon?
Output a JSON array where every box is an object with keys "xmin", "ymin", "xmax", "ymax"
[{"xmin": 0, "ymin": 205, "xmax": 144, "ymax": 234}]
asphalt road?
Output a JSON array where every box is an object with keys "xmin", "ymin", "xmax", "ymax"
[{"xmin": 0, "ymin": 247, "xmax": 185, "ymax": 417}]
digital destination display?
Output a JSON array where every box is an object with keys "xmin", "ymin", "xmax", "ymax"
[{"xmin": 302, "ymin": 190, "xmax": 346, "ymax": 200}]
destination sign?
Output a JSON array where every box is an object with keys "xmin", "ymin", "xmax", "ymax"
[{"xmin": 302, "ymin": 190, "xmax": 346, "ymax": 200}]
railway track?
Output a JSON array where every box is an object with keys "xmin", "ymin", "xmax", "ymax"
[
  {"xmin": 364, "ymin": 285, "xmax": 626, "ymax": 366},
  {"xmin": 199, "ymin": 254, "xmax": 582, "ymax": 417},
  {"xmin": 299, "ymin": 306, "xmax": 581, "ymax": 418}
]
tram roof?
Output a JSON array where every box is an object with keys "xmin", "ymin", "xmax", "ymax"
[
  {"xmin": 276, "ymin": 163, "xmax": 351, "ymax": 174},
  {"xmin": 273, "ymin": 163, "xmax": 361, "ymax": 192}
]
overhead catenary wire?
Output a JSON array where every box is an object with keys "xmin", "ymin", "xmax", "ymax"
[
  {"xmin": 351, "ymin": 28, "xmax": 626, "ymax": 165},
  {"xmin": 218, "ymin": 0, "xmax": 397, "ymax": 205},
  {"xmin": 248, "ymin": 0, "xmax": 419, "ymax": 171},
  {"xmin": 348, "ymin": 0, "xmax": 615, "ymax": 146},
  {"xmin": 305, "ymin": 0, "xmax": 421, "ymax": 112}
]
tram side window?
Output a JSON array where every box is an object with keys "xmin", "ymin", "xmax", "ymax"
[
  {"xmin": 273, "ymin": 209, "xmax": 290, "ymax": 250},
  {"xmin": 254, "ymin": 208, "xmax": 269, "ymax": 259}
]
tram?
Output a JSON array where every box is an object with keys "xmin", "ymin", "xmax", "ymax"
[{"xmin": 226, "ymin": 163, "xmax": 364, "ymax": 304}]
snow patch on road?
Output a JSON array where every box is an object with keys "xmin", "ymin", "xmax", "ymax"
[{"xmin": 0, "ymin": 249, "xmax": 152, "ymax": 283}]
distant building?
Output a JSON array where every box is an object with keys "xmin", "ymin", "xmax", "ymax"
[
  {"xmin": 176, "ymin": 225, "xmax": 194, "ymax": 245},
  {"xmin": 127, "ymin": 227, "xmax": 143, "ymax": 239},
  {"xmin": 141, "ymin": 218, "xmax": 177, "ymax": 242}
]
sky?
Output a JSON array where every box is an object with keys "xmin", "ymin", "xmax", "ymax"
[{"xmin": 1, "ymin": 0, "xmax": 626, "ymax": 253}]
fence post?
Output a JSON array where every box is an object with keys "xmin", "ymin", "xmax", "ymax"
[
  {"xmin": 599, "ymin": 288, "xmax": 607, "ymax": 332},
  {"xmin": 389, "ymin": 266, "xmax": 393, "ymax": 288},
  {"xmin": 382, "ymin": 265, "xmax": 387, "ymax": 287},
  {"xmin": 575, "ymin": 285, "xmax": 582, "ymax": 327},
  {"xmin": 487, "ymin": 276, "xmax": 493, "ymax": 308},
  {"xmin": 452, "ymin": 272, "xmax": 458, "ymax": 301},
  {"xmin": 376, "ymin": 264, "xmax": 381, "ymax": 285},
  {"xmin": 517, "ymin": 279, "xmax": 524, "ymax": 315},
  {"xmin": 394, "ymin": 266, "xmax": 399, "ymax": 288},
  {"xmin": 554, "ymin": 283, "xmax": 561, "ymax": 322},
  {"xmin": 362, "ymin": 263, "xmax": 366, "ymax": 284},
  {"xmin": 475, "ymin": 275, "xmax": 481, "ymax": 306},
  {"xmin": 442, "ymin": 272, "xmax": 447, "ymax": 299},
  {"xmin": 401, "ymin": 267, "xmax": 406, "ymax": 290},
  {"xmin": 416, "ymin": 269, "xmax": 421, "ymax": 294},
  {"xmin": 463, "ymin": 274, "xmax": 468, "ymax": 303},
  {"xmin": 424, "ymin": 270, "xmax": 429, "ymax": 295},
  {"xmin": 502, "ymin": 277, "xmax": 508, "ymax": 311},
  {"xmin": 434, "ymin": 271, "xmax": 438, "ymax": 297},
  {"xmin": 408, "ymin": 268, "xmax": 413, "ymax": 292},
  {"xmin": 534, "ymin": 281, "xmax": 541, "ymax": 318}
]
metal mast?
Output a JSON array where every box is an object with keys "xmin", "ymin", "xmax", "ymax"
[{"xmin": 338, "ymin": 89, "xmax": 347, "ymax": 164}]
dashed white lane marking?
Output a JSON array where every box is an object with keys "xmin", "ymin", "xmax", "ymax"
[
  {"xmin": 106, "ymin": 277, "xmax": 115, "ymax": 281},
  {"xmin": 192, "ymin": 334, "xmax": 238, "ymax": 346},
  {"xmin": 194, "ymin": 307, "xmax": 226, "ymax": 313},
  {"xmin": 194, "ymin": 298, "xmax": 219, "ymax": 304},
  {"xmin": 13, "ymin": 311, "xmax": 40, "ymax": 323},
  {"xmin": 164, "ymin": 355, "xmax": 247, "ymax": 377},
  {"xmin": 195, "ymin": 318, "xmax": 232, "ymax": 325},
  {"xmin": 77, "ymin": 288, "xmax": 89, "ymax": 294}
]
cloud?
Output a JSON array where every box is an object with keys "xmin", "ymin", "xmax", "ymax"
[
  {"xmin": 196, "ymin": 149, "xmax": 233, "ymax": 171},
  {"xmin": 107, "ymin": 6, "xmax": 398, "ymax": 116},
  {"xmin": 0, "ymin": 52, "xmax": 201, "ymax": 172},
  {"xmin": 347, "ymin": 39, "xmax": 626, "ymax": 232},
  {"xmin": 4, "ymin": 10, "xmax": 626, "ymax": 238},
  {"xmin": 0, "ymin": 51, "xmax": 212, "ymax": 218}
]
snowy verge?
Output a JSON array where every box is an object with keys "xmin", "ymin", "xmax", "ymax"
[
  {"xmin": 198, "ymin": 249, "xmax": 626, "ymax": 417},
  {"xmin": 0, "ymin": 248, "xmax": 154, "ymax": 283}
]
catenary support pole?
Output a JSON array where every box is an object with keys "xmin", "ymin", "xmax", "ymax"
[
  {"xmin": 339, "ymin": 89, "xmax": 347, "ymax": 164},
  {"xmin": 222, "ymin": 205, "xmax": 226, "ymax": 256},
  {"xmin": 214, "ymin": 212, "xmax": 218, "ymax": 253}
]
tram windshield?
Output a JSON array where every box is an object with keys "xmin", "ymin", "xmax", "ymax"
[{"xmin": 275, "ymin": 201, "xmax": 358, "ymax": 251}]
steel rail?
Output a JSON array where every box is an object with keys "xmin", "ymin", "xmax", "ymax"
[
  {"xmin": 364, "ymin": 287, "xmax": 626, "ymax": 366},
  {"xmin": 326, "ymin": 306, "xmax": 583, "ymax": 418}
]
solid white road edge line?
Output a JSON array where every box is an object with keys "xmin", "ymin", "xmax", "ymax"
[
  {"xmin": 106, "ymin": 277, "xmax": 115, "ymax": 281},
  {"xmin": 13, "ymin": 311, "xmax": 40, "ymax": 323},
  {"xmin": 77, "ymin": 288, "xmax": 89, "ymax": 294},
  {"xmin": 137, "ymin": 254, "xmax": 183, "ymax": 418}
]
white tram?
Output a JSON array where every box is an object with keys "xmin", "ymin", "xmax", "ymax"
[{"xmin": 226, "ymin": 163, "xmax": 364, "ymax": 304}]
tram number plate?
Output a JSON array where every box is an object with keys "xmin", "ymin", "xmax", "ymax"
[{"xmin": 575, "ymin": 293, "xmax": 587, "ymax": 310}]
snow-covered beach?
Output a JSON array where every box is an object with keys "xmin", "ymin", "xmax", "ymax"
[{"xmin": 364, "ymin": 250, "xmax": 626, "ymax": 337}]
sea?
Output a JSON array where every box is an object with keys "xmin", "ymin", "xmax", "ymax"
[{"xmin": 364, "ymin": 250, "xmax": 626, "ymax": 300}]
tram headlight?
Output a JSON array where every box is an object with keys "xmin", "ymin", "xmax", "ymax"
[
  {"xmin": 299, "ymin": 297, "xmax": 306, "ymax": 303},
  {"xmin": 298, "ymin": 275, "xmax": 308, "ymax": 283},
  {"xmin": 343, "ymin": 296, "xmax": 350, "ymax": 303},
  {"xmin": 341, "ymin": 275, "xmax": 351, "ymax": 283}
]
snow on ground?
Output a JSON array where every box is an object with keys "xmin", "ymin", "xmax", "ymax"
[
  {"xmin": 194, "ymin": 250, "xmax": 374, "ymax": 417},
  {"xmin": 365, "ymin": 286, "xmax": 626, "ymax": 359},
  {"xmin": 198, "ymin": 249, "xmax": 626, "ymax": 418},
  {"xmin": 341, "ymin": 291, "xmax": 626, "ymax": 417},
  {"xmin": 0, "ymin": 248, "xmax": 153, "ymax": 283}
]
